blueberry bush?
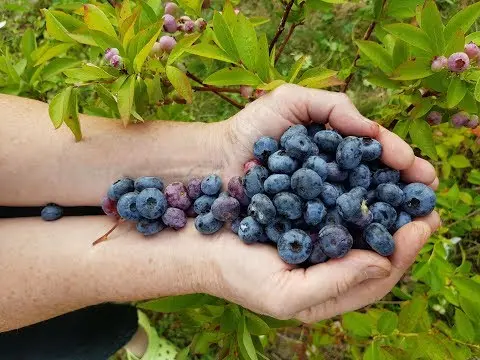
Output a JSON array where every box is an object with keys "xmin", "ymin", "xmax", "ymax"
[{"xmin": 1, "ymin": 0, "xmax": 479, "ymax": 359}]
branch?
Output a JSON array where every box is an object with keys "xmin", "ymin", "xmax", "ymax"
[
  {"xmin": 186, "ymin": 72, "xmax": 244, "ymax": 110},
  {"xmin": 269, "ymin": 0, "xmax": 295, "ymax": 54},
  {"xmin": 106, "ymin": 0, "xmax": 117, "ymax": 7},
  {"xmin": 275, "ymin": 22, "xmax": 303, "ymax": 64},
  {"xmin": 192, "ymin": 86, "xmax": 241, "ymax": 93}
]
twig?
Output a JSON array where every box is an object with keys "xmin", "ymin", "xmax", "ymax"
[
  {"xmin": 341, "ymin": 0, "xmax": 387, "ymax": 92},
  {"xmin": 186, "ymin": 72, "xmax": 244, "ymax": 109},
  {"xmin": 275, "ymin": 22, "xmax": 302, "ymax": 64},
  {"xmin": 192, "ymin": 86, "xmax": 241, "ymax": 93},
  {"xmin": 447, "ymin": 209, "xmax": 480, "ymax": 227},
  {"xmin": 92, "ymin": 218, "xmax": 125, "ymax": 246},
  {"xmin": 269, "ymin": 0, "xmax": 295, "ymax": 54}
]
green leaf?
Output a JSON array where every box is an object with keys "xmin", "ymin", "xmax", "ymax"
[
  {"xmin": 398, "ymin": 297, "xmax": 427, "ymax": 332},
  {"xmin": 475, "ymin": 77, "xmax": 480, "ymax": 102},
  {"xmin": 449, "ymin": 155, "xmax": 471, "ymax": 169},
  {"xmin": 416, "ymin": 334, "xmax": 455, "ymax": 360},
  {"xmin": 219, "ymin": 304, "xmax": 241, "ymax": 332},
  {"xmin": 377, "ymin": 312, "xmax": 398, "ymax": 335},
  {"xmin": 237, "ymin": 316, "xmax": 258, "ymax": 360},
  {"xmin": 96, "ymin": 84, "xmax": 118, "ymax": 112},
  {"xmin": 453, "ymin": 277, "xmax": 480, "ymax": 299},
  {"xmin": 288, "ymin": 56, "xmax": 307, "ymax": 83},
  {"xmin": 444, "ymin": 2, "xmax": 480, "ymax": 44},
  {"xmin": 144, "ymin": 75, "xmax": 163, "ymax": 104},
  {"xmin": 363, "ymin": 341, "xmax": 380, "ymax": 360},
  {"xmin": 383, "ymin": 23, "xmax": 432, "ymax": 53},
  {"xmin": 34, "ymin": 43, "xmax": 74, "ymax": 67},
  {"xmin": 213, "ymin": 11, "xmax": 239, "ymax": 61},
  {"xmin": 421, "ymin": 0, "xmax": 444, "ymax": 54},
  {"xmin": 342, "ymin": 312, "xmax": 374, "ymax": 337},
  {"xmin": 466, "ymin": 31, "xmax": 480, "ymax": 44},
  {"xmin": 410, "ymin": 98, "xmax": 433, "ymax": 119},
  {"xmin": 63, "ymin": 63, "xmax": 116, "ymax": 81},
  {"xmin": 185, "ymin": 43, "xmax": 236, "ymax": 63},
  {"xmin": 41, "ymin": 58, "xmax": 81, "ymax": 80},
  {"xmin": 445, "ymin": 30, "xmax": 465, "ymax": 57},
  {"xmin": 373, "ymin": 0, "xmax": 384, "ymax": 19},
  {"xmin": 446, "ymin": 77, "xmax": 467, "ymax": 108},
  {"xmin": 83, "ymin": 4, "xmax": 117, "ymax": 38},
  {"xmin": 166, "ymin": 65, "xmax": 193, "ymax": 104},
  {"xmin": 458, "ymin": 90, "xmax": 478, "ymax": 114},
  {"xmin": 257, "ymin": 315, "xmax": 299, "ymax": 328},
  {"xmin": 204, "ymin": 68, "xmax": 262, "ymax": 86},
  {"xmin": 386, "ymin": 0, "xmax": 423, "ymax": 19},
  {"xmin": 64, "ymin": 88, "xmax": 81, "ymax": 141},
  {"xmin": 245, "ymin": 312, "xmax": 270, "ymax": 336},
  {"xmin": 257, "ymin": 80, "xmax": 287, "ymax": 91},
  {"xmin": 356, "ymin": 40, "xmax": 393, "ymax": 74},
  {"xmin": 48, "ymin": 86, "xmax": 72, "ymax": 129},
  {"xmin": 117, "ymin": 75, "xmax": 135, "ymax": 126},
  {"xmin": 176, "ymin": 0, "xmax": 202, "ymax": 17},
  {"xmin": 409, "ymin": 118, "xmax": 437, "ymax": 159},
  {"xmin": 391, "ymin": 57, "xmax": 433, "ymax": 80},
  {"xmin": 459, "ymin": 296, "xmax": 480, "ymax": 323},
  {"xmin": 134, "ymin": 23, "xmax": 162, "ymax": 72},
  {"xmin": 256, "ymin": 34, "xmax": 270, "ymax": 83},
  {"xmin": 21, "ymin": 28, "xmax": 37, "ymax": 63},
  {"xmin": 167, "ymin": 33, "xmax": 202, "ymax": 66},
  {"xmin": 138, "ymin": 294, "xmax": 214, "ymax": 312},
  {"xmin": 89, "ymin": 30, "xmax": 124, "ymax": 53},
  {"xmin": 222, "ymin": 0, "xmax": 237, "ymax": 30},
  {"xmin": 43, "ymin": 9, "xmax": 76, "ymax": 43},
  {"xmin": 393, "ymin": 120, "xmax": 411, "ymax": 138},
  {"xmin": 250, "ymin": 16, "xmax": 270, "ymax": 27},
  {"xmin": 176, "ymin": 347, "xmax": 190, "ymax": 360},
  {"xmin": 297, "ymin": 67, "xmax": 340, "ymax": 88},
  {"xmin": 392, "ymin": 39, "xmax": 409, "ymax": 68},
  {"xmin": 233, "ymin": 13, "xmax": 257, "ymax": 71},
  {"xmin": 454, "ymin": 309, "xmax": 475, "ymax": 342}
]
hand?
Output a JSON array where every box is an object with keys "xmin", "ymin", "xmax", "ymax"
[{"xmin": 201, "ymin": 85, "xmax": 441, "ymax": 322}]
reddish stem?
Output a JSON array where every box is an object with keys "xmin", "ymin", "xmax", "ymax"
[
  {"xmin": 269, "ymin": 0, "xmax": 296, "ymax": 54},
  {"xmin": 92, "ymin": 218, "xmax": 125, "ymax": 246}
]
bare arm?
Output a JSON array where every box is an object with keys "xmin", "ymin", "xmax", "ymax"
[{"xmin": 0, "ymin": 94, "xmax": 225, "ymax": 206}]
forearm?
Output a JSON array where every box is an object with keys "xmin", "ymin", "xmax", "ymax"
[
  {"xmin": 0, "ymin": 216, "xmax": 214, "ymax": 332},
  {"xmin": 0, "ymin": 95, "xmax": 225, "ymax": 206}
]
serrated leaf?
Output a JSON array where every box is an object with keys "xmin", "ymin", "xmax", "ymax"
[
  {"xmin": 213, "ymin": 11, "xmax": 239, "ymax": 61},
  {"xmin": 256, "ymin": 34, "xmax": 270, "ymax": 83},
  {"xmin": 134, "ymin": 23, "xmax": 162, "ymax": 72},
  {"xmin": 383, "ymin": 24, "xmax": 432, "ymax": 53},
  {"xmin": 34, "ymin": 43, "xmax": 74, "ymax": 66},
  {"xmin": 233, "ymin": 13, "xmax": 258, "ymax": 71},
  {"xmin": 83, "ymin": 4, "xmax": 117, "ymax": 38},
  {"xmin": 393, "ymin": 120, "xmax": 411, "ymax": 138},
  {"xmin": 204, "ymin": 68, "xmax": 262, "ymax": 86},
  {"xmin": 409, "ymin": 118, "xmax": 437, "ymax": 159},
  {"xmin": 118, "ymin": 75, "xmax": 135, "ymax": 126},
  {"xmin": 398, "ymin": 297, "xmax": 427, "ymax": 332},
  {"xmin": 454, "ymin": 309, "xmax": 475, "ymax": 342},
  {"xmin": 444, "ymin": 30, "xmax": 465, "ymax": 57},
  {"xmin": 64, "ymin": 63, "xmax": 116, "ymax": 81},
  {"xmin": 185, "ymin": 43, "xmax": 236, "ymax": 63},
  {"xmin": 392, "ymin": 57, "xmax": 433, "ymax": 80},
  {"xmin": 377, "ymin": 312, "xmax": 398, "ymax": 335},
  {"xmin": 446, "ymin": 77, "xmax": 467, "ymax": 108},
  {"xmin": 356, "ymin": 40, "xmax": 393, "ymax": 74},
  {"xmin": 237, "ymin": 317, "xmax": 258, "ymax": 360},
  {"xmin": 444, "ymin": 2, "xmax": 480, "ymax": 44},
  {"xmin": 421, "ymin": 0, "xmax": 444, "ymax": 54},
  {"xmin": 166, "ymin": 66, "xmax": 193, "ymax": 103},
  {"xmin": 342, "ymin": 312, "xmax": 374, "ymax": 337},
  {"xmin": 41, "ymin": 58, "xmax": 81, "ymax": 80},
  {"xmin": 167, "ymin": 33, "xmax": 202, "ymax": 65}
]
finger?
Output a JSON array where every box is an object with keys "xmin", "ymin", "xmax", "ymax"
[
  {"xmin": 377, "ymin": 126, "xmax": 415, "ymax": 170},
  {"xmin": 284, "ymin": 250, "xmax": 391, "ymax": 313},
  {"xmin": 401, "ymin": 157, "xmax": 437, "ymax": 185},
  {"xmin": 261, "ymin": 85, "xmax": 379, "ymax": 137},
  {"xmin": 429, "ymin": 177, "xmax": 439, "ymax": 190},
  {"xmin": 295, "ymin": 216, "xmax": 438, "ymax": 323}
]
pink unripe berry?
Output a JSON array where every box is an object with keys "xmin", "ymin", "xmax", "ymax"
[
  {"xmin": 105, "ymin": 48, "xmax": 119, "ymax": 61},
  {"xmin": 240, "ymin": 85, "xmax": 253, "ymax": 99},
  {"xmin": 150, "ymin": 42, "xmax": 163, "ymax": 56},
  {"xmin": 178, "ymin": 16, "xmax": 192, "ymax": 23},
  {"xmin": 426, "ymin": 111, "xmax": 442, "ymax": 125},
  {"xmin": 254, "ymin": 89, "xmax": 267, "ymax": 98},
  {"xmin": 244, "ymin": 159, "xmax": 262, "ymax": 173},
  {"xmin": 234, "ymin": 8, "xmax": 240, "ymax": 15},
  {"xmin": 195, "ymin": 18, "xmax": 207, "ymax": 32},
  {"xmin": 163, "ymin": 14, "xmax": 177, "ymax": 33},
  {"xmin": 202, "ymin": 0, "xmax": 211, "ymax": 9},
  {"xmin": 431, "ymin": 56, "xmax": 447, "ymax": 72},
  {"xmin": 164, "ymin": 2, "xmax": 179, "ymax": 16},
  {"xmin": 110, "ymin": 54, "xmax": 123, "ymax": 68},
  {"xmin": 466, "ymin": 115, "xmax": 479, "ymax": 129},
  {"xmin": 183, "ymin": 20, "xmax": 195, "ymax": 33},
  {"xmin": 464, "ymin": 42, "xmax": 480, "ymax": 60},
  {"xmin": 447, "ymin": 52, "xmax": 470, "ymax": 73},
  {"xmin": 102, "ymin": 197, "xmax": 119, "ymax": 217},
  {"xmin": 159, "ymin": 35, "xmax": 177, "ymax": 53},
  {"xmin": 451, "ymin": 112, "xmax": 469, "ymax": 128}
]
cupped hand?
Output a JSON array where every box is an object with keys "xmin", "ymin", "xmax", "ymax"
[{"xmin": 202, "ymin": 85, "xmax": 440, "ymax": 322}]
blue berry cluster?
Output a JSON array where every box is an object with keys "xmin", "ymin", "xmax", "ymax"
[{"xmin": 227, "ymin": 124, "xmax": 436, "ymax": 266}]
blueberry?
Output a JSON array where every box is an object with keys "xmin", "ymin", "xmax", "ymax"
[
  {"xmin": 187, "ymin": 178, "xmax": 203, "ymax": 200},
  {"xmin": 117, "ymin": 192, "xmax": 142, "ymax": 221},
  {"xmin": 227, "ymin": 176, "xmax": 250, "ymax": 206},
  {"xmin": 393, "ymin": 211, "xmax": 412, "ymax": 232},
  {"xmin": 323, "ymin": 208, "xmax": 347, "ymax": 227},
  {"xmin": 348, "ymin": 209, "xmax": 373, "ymax": 228},
  {"xmin": 264, "ymin": 174, "xmax": 290, "ymax": 194},
  {"xmin": 211, "ymin": 196, "xmax": 241, "ymax": 222},
  {"xmin": 319, "ymin": 182, "xmax": 343, "ymax": 208},
  {"xmin": 278, "ymin": 229, "xmax": 313, "ymax": 264},
  {"xmin": 285, "ymin": 134, "xmax": 318, "ymax": 160},
  {"xmin": 185, "ymin": 205, "xmax": 197, "ymax": 218},
  {"xmin": 349, "ymin": 164, "xmax": 371, "ymax": 189},
  {"xmin": 308, "ymin": 239, "xmax": 328, "ymax": 264},
  {"xmin": 238, "ymin": 216, "xmax": 265, "ymax": 244},
  {"xmin": 336, "ymin": 193, "xmax": 363, "ymax": 221},
  {"xmin": 318, "ymin": 225, "xmax": 353, "ymax": 258},
  {"xmin": 402, "ymin": 183, "xmax": 436, "ymax": 217},
  {"xmin": 195, "ymin": 212, "xmax": 224, "ymax": 234},
  {"xmin": 397, "ymin": 182, "xmax": 407, "ymax": 190},
  {"xmin": 265, "ymin": 218, "xmax": 292, "ymax": 243},
  {"xmin": 303, "ymin": 156, "xmax": 328, "ymax": 181},
  {"xmin": 307, "ymin": 123, "xmax": 326, "ymax": 138},
  {"xmin": 291, "ymin": 168, "xmax": 323, "ymax": 200},
  {"xmin": 304, "ymin": 199, "xmax": 326, "ymax": 226},
  {"xmin": 41, "ymin": 204, "xmax": 63, "ymax": 221},
  {"xmin": 231, "ymin": 218, "xmax": 242, "ymax": 234},
  {"xmin": 280, "ymin": 125, "xmax": 308, "ymax": 147},
  {"xmin": 370, "ymin": 202, "xmax": 397, "ymax": 229},
  {"xmin": 107, "ymin": 177, "xmax": 134, "ymax": 201},
  {"xmin": 136, "ymin": 188, "xmax": 168, "ymax": 220},
  {"xmin": 273, "ymin": 192, "xmax": 303, "ymax": 220},
  {"xmin": 101, "ymin": 197, "xmax": 118, "ymax": 217},
  {"xmin": 253, "ymin": 136, "xmax": 279, "ymax": 163},
  {"xmin": 363, "ymin": 223, "xmax": 395, "ymax": 256},
  {"xmin": 136, "ymin": 218, "xmax": 165, "ymax": 236},
  {"xmin": 372, "ymin": 169, "xmax": 400, "ymax": 185},
  {"xmin": 201, "ymin": 174, "xmax": 222, "ymax": 195},
  {"xmin": 248, "ymin": 194, "xmax": 276, "ymax": 225},
  {"xmin": 134, "ymin": 176, "xmax": 164, "ymax": 192},
  {"xmin": 336, "ymin": 136, "xmax": 363, "ymax": 170},
  {"xmin": 164, "ymin": 182, "xmax": 192, "ymax": 210},
  {"xmin": 352, "ymin": 232, "xmax": 372, "ymax": 250},
  {"xmin": 243, "ymin": 165, "xmax": 269, "ymax": 197},
  {"xmin": 376, "ymin": 183, "xmax": 404, "ymax": 207},
  {"xmin": 162, "ymin": 207, "xmax": 187, "ymax": 230},
  {"xmin": 317, "ymin": 152, "xmax": 334, "ymax": 162},
  {"xmin": 314, "ymin": 130, "xmax": 343, "ymax": 153},
  {"xmin": 193, "ymin": 195, "xmax": 216, "ymax": 215},
  {"xmin": 360, "ymin": 138, "xmax": 382, "ymax": 161},
  {"xmin": 268, "ymin": 150, "xmax": 299, "ymax": 174},
  {"xmin": 349, "ymin": 186, "xmax": 368, "ymax": 200},
  {"xmin": 365, "ymin": 190, "xmax": 377, "ymax": 205},
  {"xmin": 326, "ymin": 162, "xmax": 348, "ymax": 182}
]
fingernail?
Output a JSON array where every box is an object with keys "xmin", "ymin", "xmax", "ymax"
[{"xmin": 365, "ymin": 266, "xmax": 390, "ymax": 279}]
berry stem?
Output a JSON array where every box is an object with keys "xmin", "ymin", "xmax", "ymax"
[
  {"xmin": 269, "ymin": 0, "xmax": 295, "ymax": 54},
  {"xmin": 92, "ymin": 218, "xmax": 126, "ymax": 246}
]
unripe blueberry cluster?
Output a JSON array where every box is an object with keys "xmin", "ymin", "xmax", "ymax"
[
  {"xmin": 431, "ymin": 42, "xmax": 479, "ymax": 73},
  {"xmin": 105, "ymin": 48, "xmax": 123, "ymax": 68},
  {"xmin": 450, "ymin": 112, "xmax": 479, "ymax": 129}
]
